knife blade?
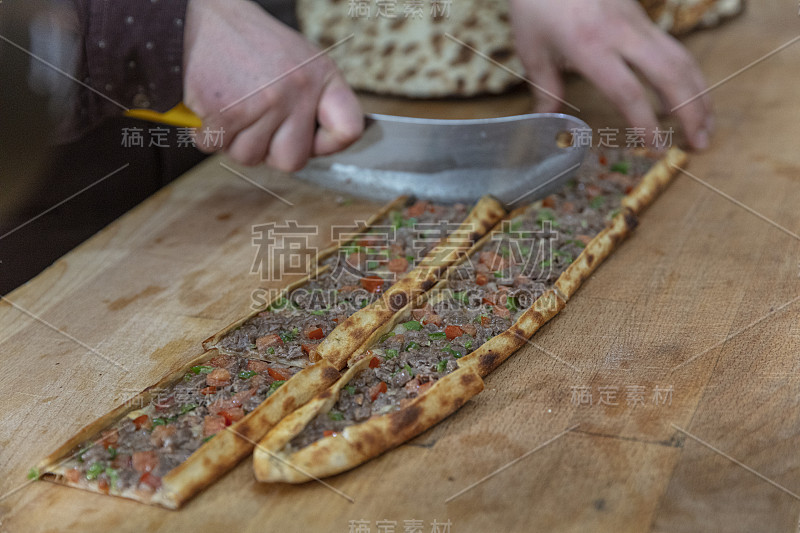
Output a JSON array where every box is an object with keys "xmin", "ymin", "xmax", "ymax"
[{"xmin": 295, "ymin": 112, "xmax": 589, "ymax": 209}]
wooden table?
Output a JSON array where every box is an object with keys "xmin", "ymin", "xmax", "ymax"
[{"xmin": 2, "ymin": 3, "xmax": 800, "ymax": 531}]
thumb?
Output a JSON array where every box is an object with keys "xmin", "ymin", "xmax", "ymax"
[{"xmin": 313, "ymin": 74, "xmax": 364, "ymax": 156}]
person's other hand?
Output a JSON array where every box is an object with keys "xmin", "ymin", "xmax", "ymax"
[
  {"xmin": 183, "ymin": 0, "xmax": 363, "ymax": 170},
  {"xmin": 509, "ymin": 0, "xmax": 712, "ymax": 150}
]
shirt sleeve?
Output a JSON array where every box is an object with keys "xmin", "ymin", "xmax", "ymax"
[{"xmin": 70, "ymin": 0, "xmax": 189, "ymax": 136}]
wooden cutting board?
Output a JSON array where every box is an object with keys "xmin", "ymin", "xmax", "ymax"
[{"xmin": 2, "ymin": 2, "xmax": 800, "ymax": 531}]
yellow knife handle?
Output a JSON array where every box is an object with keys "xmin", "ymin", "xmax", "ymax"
[{"xmin": 124, "ymin": 102, "xmax": 202, "ymax": 128}]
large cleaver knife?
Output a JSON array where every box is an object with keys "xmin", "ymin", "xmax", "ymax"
[
  {"xmin": 125, "ymin": 106, "xmax": 589, "ymax": 209},
  {"xmin": 295, "ymin": 113, "xmax": 589, "ymax": 209}
]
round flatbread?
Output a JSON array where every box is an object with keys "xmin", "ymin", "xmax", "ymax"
[
  {"xmin": 296, "ymin": 0, "xmax": 743, "ymax": 98},
  {"xmin": 296, "ymin": 0, "xmax": 523, "ymax": 97}
]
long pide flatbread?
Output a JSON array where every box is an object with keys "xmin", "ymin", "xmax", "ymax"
[
  {"xmin": 252, "ymin": 147, "xmax": 686, "ymax": 483},
  {"xmin": 35, "ymin": 195, "xmax": 505, "ymax": 508},
  {"xmin": 255, "ymin": 363, "xmax": 484, "ymax": 483},
  {"xmin": 37, "ymin": 349, "xmax": 340, "ymax": 508}
]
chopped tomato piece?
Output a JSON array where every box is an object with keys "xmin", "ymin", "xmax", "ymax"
[
  {"xmin": 246, "ymin": 360, "xmax": 270, "ymax": 373},
  {"xmin": 598, "ymin": 154, "xmax": 608, "ymax": 166},
  {"xmin": 445, "ymin": 325, "xmax": 464, "ymax": 340},
  {"xmin": 150, "ymin": 424, "xmax": 176, "ymax": 447},
  {"xmin": 405, "ymin": 378, "xmax": 434, "ymax": 396},
  {"xmin": 208, "ymin": 397, "xmax": 236, "ymax": 415},
  {"xmin": 576, "ymin": 234, "xmax": 592, "ymax": 245},
  {"xmin": 203, "ymin": 415, "xmax": 226, "ymax": 437},
  {"xmin": 422, "ymin": 314, "xmax": 443, "ymax": 327},
  {"xmin": 256, "ymin": 334, "xmax": 283, "ymax": 352},
  {"xmin": 369, "ymin": 356, "xmax": 381, "ymax": 369},
  {"xmin": 208, "ymin": 353, "xmax": 234, "ymax": 367},
  {"xmin": 461, "ymin": 324, "xmax": 477, "ymax": 337},
  {"xmin": 475, "ymin": 273, "xmax": 489, "ymax": 286},
  {"xmin": 387, "ymin": 257, "xmax": 409, "ymax": 273},
  {"xmin": 301, "ymin": 343, "xmax": 316, "ymax": 356},
  {"xmin": 323, "ymin": 430, "xmax": 336, "ymax": 438},
  {"xmin": 132, "ymin": 415, "xmax": 151, "ymax": 431},
  {"xmin": 403, "ymin": 377, "xmax": 421, "ymax": 393},
  {"xmin": 267, "ymin": 367, "xmax": 292, "ymax": 381},
  {"xmin": 98, "ymin": 477, "xmax": 110, "ymax": 493},
  {"xmin": 305, "ymin": 327, "xmax": 324, "ymax": 340},
  {"xmin": 542, "ymin": 195, "xmax": 556, "ymax": 208},
  {"xmin": 206, "ymin": 368, "xmax": 231, "ymax": 387},
  {"xmin": 369, "ymin": 381, "xmax": 388, "ymax": 402},
  {"xmin": 99, "ymin": 429, "xmax": 118, "ymax": 449},
  {"xmin": 482, "ymin": 296, "xmax": 496, "ymax": 306},
  {"xmin": 219, "ymin": 408, "xmax": 245, "ymax": 425},
  {"xmin": 112, "ymin": 454, "xmax": 131, "ymax": 470},
  {"xmin": 231, "ymin": 389, "xmax": 255, "ymax": 407},
  {"xmin": 138, "ymin": 472, "xmax": 162, "ymax": 490},
  {"xmin": 493, "ymin": 305, "xmax": 511, "ymax": 318},
  {"xmin": 132, "ymin": 450, "xmax": 158, "ymax": 473},
  {"xmin": 480, "ymin": 316, "xmax": 491, "ymax": 327},
  {"xmin": 406, "ymin": 200, "xmax": 430, "ymax": 217},
  {"xmin": 200, "ymin": 386, "xmax": 217, "ymax": 396},
  {"xmin": 360, "ymin": 275, "xmax": 384, "ymax": 293},
  {"xmin": 625, "ymin": 185, "xmax": 634, "ymax": 194},
  {"xmin": 65, "ymin": 468, "xmax": 81, "ymax": 483},
  {"xmin": 248, "ymin": 373, "xmax": 266, "ymax": 390}
]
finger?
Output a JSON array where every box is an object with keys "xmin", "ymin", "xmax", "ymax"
[
  {"xmin": 576, "ymin": 53, "xmax": 660, "ymax": 142},
  {"xmin": 191, "ymin": 127, "xmax": 219, "ymax": 154},
  {"xmin": 194, "ymin": 109, "xmax": 258, "ymax": 155},
  {"xmin": 693, "ymin": 63, "xmax": 714, "ymax": 135},
  {"xmin": 265, "ymin": 104, "xmax": 317, "ymax": 172},
  {"xmin": 623, "ymin": 34, "xmax": 712, "ymax": 150},
  {"xmin": 313, "ymin": 74, "xmax": 363, "ymax": 156},
  {"xmin": 193, "ymin": 81, "xmax": 287, "ymax": 154},
  {"xmin": 522, "ymin": 51, "xmax": 566, "ymax": 114},
  {"xmin": 189, "ymin": 115, "xmax": 231, "ymax": 154},
  {"xmin": 223, "ymin": 107, "xmax": 285, "ymax": 166}
]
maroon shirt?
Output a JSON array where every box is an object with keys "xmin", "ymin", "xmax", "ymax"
[{"xmin": 71, "ymin": 0, "xmax": 188, "ymax": 136}]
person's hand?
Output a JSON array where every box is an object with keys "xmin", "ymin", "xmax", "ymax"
[
  {"xmin": 509, "ymin": 0, "xmax": 712, "ymax": 150},
  {"xmin": 182, "ymin": 0, "xmax": 363, "ymax": 170}
]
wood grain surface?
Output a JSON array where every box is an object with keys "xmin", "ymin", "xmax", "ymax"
[{"xmin": 2, "ymin": 2, "xmax": 800, "ymax": 531}]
